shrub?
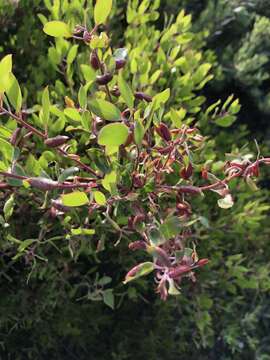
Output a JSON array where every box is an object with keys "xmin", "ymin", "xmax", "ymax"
[{"xmin": 1, "ymin": 1, "xmax": 270, "ymax": 359}]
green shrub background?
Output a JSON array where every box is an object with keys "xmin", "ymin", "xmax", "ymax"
[{"xmin": 0, "ymin": 1, "xmax": 270, "ymax": 359}]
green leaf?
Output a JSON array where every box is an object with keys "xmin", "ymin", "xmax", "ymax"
[
  {"xmin": 89, "ymin": 98, "xmax": 121, "ymax": 121},
  {"xmin": 93, "ymin": 191, "xmax": 106, "ymax": 205},
  {"xmin": 134, "ymin": 120, "xmax": 145, "ymax": 146},
  {"xmin": 103, "ymin": 289, "xmax": 114, "ymax": 309},
  {"xmin": 58, "ymin": 167, "xmax": 80, "ymax": 183},
  {"xmin": 78, "ymin": 85, "xmax": 87, "ymax": 109},
  {"xmin": 42, "ymin": 86, "xmax": 50, "ymax": 128},
  {"xmin": 71, "ymin": 228, "xmax": 95, "ymax": 236},
  {"xmin": 217, "ymin": 194, "xmax": 234, "ymax": 209},
  {"xmin": 6, "ymin": 73, "xmax": 22, "ymax": 112},
  {"xmin": 124, "ymin": 262, "xmax": 154, "ymax": 284},
  {"xmin": 0, "ymin": 54, "xmax": 12, "ymax": 92},
  {"xmin": 3, "ymin": 194, "xmax": 15, "ymax": 221},
  {"xmin": 64, "ymin": 108, "xmax": 82, "ymax": 121},
  {"xmin": 246, "ymin": 176, "xmax": 259, "ymax": 191},
  {"xmin": 98, "ymin": 123, "xmax": 128, "ymax": 146},
  {"xmin": 118, "ymin": 71, "xmax": 134, "ymax": 109},
  {"xmin": 80, "ymin": 65, "xmax": 96, "ymax": 82},
  {"xmin": 153, "ymin": 88, "xmax": 170, "ymax": 110},
  {"xmin": 66, "ymin": 45, "xmax": 78, "ymax": 65},
  {"xmin": 102, "ymin": 171, "xmax": 117, "ymax": 193},
  {"xmin": 0, "ymin": 137, "xmax": 13, "ymax": 161},
  {"xmin": 18, "ymin": 239, "xmax": 36, "ymax": 252},
  {"xmin": 160, "ymin": 216, "xmax": 181, "ymax": 240},
  {"xmin": 168, "ymin": 280, "xmax": 181, "ymax": 295},
  {"xmin": 215, "ymin": 114, "xmax": 236, "ymax": 127},
  {"xmin": 94, "ymin": 0, "xmax": 113, "ymax": 25},
  {"xmin": 105, "ymin": 145, "xmax": 119, "ymax": 156},
  {"xmin": 61, "ymin": 191, "xmax": 89, "ymax": 207},
  {"xmin": 81, "ymin": 111, "xmax": 92, "ymax": 131},
  {"xmin": 149, "ymin": 228, "xmax": 166, "ymax": 246},
  {"xmin": 43, "ymin": 21, "xmax": 72, "ymax": 38}
]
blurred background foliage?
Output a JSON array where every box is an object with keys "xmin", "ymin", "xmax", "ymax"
[{"xmin": 0, "ymin": 1, "xmax": 270, "ymax": 359}]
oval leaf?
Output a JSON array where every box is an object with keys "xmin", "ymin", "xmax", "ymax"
[
  {"xmin": 94, "ymin": 0, "xmax": 113, "ymax": 25},
  {"xmin": 89, "ymin": 98, "xmax": 121, "ymax": 121},
  {"xmin": 0, "ymin": 54, "xmax": 12, "ymax": 92},
  {"xmin": 61, "ymin": 191, "xmax": 89, "ymax": 207},
  {"xmin": 43, "ymin": 21, "xmax": 72, "ymax": 38},
  {"xmin": 6, "ymin": 73, "xmax": 22, "ymax": 112},
  {"xmin": 94, "ymin": 191, "xmax": 106, "ymax": 205},
  {"xmin": 98, "ymin": 123, "xmax": 128, "ymax": 146},
  {"xmin": 118, "ymin": 71, "xmax": 134, "ymax": 109}
]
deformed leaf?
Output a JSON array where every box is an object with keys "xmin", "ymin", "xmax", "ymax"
[
  {"xmin": 123, "ymin": 262, "xmax": 154, "ymax": 284},
  {"xmin": 217, "ymin": 194, "xmax": 234, "ymax": 209}
]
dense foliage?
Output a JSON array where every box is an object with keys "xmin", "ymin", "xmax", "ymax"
[{"xmin": 1, "ymin": 1, "xmax": 270, "ymax": 359}]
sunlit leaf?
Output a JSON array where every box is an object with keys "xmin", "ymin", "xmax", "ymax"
[
  {"xmin": 43, "ymin": 21, "xmax": 72, "ymax": 38},
  {"xmin": 98, "ymin": 123, "xmax": 128, "ymax": 146},
  {"xmin": 94, "ymin": 0, "xmax": 113, "ymax": 25},
  {"xmin": 61, "ymin": 191, "xmax": 89, "ymax": 207}
]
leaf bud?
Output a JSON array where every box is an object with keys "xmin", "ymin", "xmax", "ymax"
[
  {"xmin": 45, "ymin": 135, "xmax": 69, "ymax": 148},
  {"xmin": 155, "ymin": 122, "xmax": 171, "ymax": 142},
  {"xmin": 129, "ymin": 241, "xmax": 147, "ymax": 251},
  {"xmin": 96, "ymin": 72, "xmax": 113, "ymax": 85},
  {"xmin": 28, "ymin": 177, "xmax": 59, "ymax": 190},
  {"xmin": 134, "ymin": 91, "xmax": 152, "ymax": 102},
  {"xmin": 180, "ymin": 163, "xmax": 193, "ymax": 180},
  {"xmin": 10, "ymin": 128, "xmax": 21, "ymax": 146},
  {"xmin": 90, "ymin": 50, "xmax": 100, "ymax": 70},
  {"xmin": 115, "ymin": 59, "xmax": 126, "ymax": 70}
]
